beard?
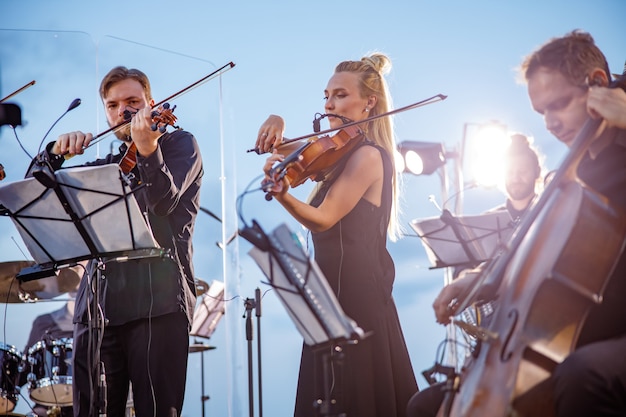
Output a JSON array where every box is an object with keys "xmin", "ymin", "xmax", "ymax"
[
  {"xmin": 113, "ymin": 123, "xmax": 132, "ymax": 141},
  {"xmin": 506, "ymin": 182, "xmax": 535, "ymax": 201}
]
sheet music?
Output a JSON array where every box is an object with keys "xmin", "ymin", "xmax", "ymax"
[
  {"xmin": 0, "ymin": 164, "xmax": 160, "ymax": 265},
  {"xmin": 410, "ymin": 210, "xmax": 515, "ymax": 269},
  {"xmin": 249, "ymin": 223, "xmax": 363, "ymax": 346},
  {"xmin": 190, "ymin": 280, "xmax": 225, "ymax": 339}
]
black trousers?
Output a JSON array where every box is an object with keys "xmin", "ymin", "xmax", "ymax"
[
  {"xmin": 553, "ymin": 335, "xmax": 626, "ymax": 417},
  {"xmin": 408, "ymin": 335, "xmax": 626, "ymax": 417},
  {"xmin": 406, "ymin": 382, "xmax": 444, "ymax": 417},
  {"xmin": 73, "ymin": 312, "xmax": 189, "ymax": 417}
]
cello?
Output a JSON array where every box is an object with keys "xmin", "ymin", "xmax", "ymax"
[{"xmin": 439, "ymin": 75, "xmax": 626, "ymax": 417}]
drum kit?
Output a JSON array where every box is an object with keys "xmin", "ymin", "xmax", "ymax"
[
  {"xmin": 0, "ymin": 260, "xmax": 213, "ymax": 416},
  {"xmin": 0, "ymin": 261, "xmax": 81, "ymax": 416}
]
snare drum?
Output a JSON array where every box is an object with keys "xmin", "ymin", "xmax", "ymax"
[
  {"xmin": 0, "ymin": 342, "xmax": 22, "ymax": 413},
  {"xmin": 27, "ymin": 338, "xmax": 73, "ymax": 407}
]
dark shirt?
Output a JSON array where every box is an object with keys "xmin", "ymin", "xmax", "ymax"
[
  {"xmin": 576, "ymin": 129, "xmax": 626, "ymax": 345},
  {"xmin": 27, "ymin": 129, "xmax": 203, "ymax": 326}
]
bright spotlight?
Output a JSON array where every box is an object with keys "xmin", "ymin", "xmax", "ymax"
[
  {"xmin": 463, "ymin": 122, "xmax": 510, "ymax": 187},
  {"xmin": 397, "ymin": 141, "xmax": 446, "ymax": 176},
  {"xmin": 405, "ymin": 150, "xmax": 425, "ymax": 175},
  {"xmin": 394, "ymin": 148, "xmax": 405, "ymax": 173}
]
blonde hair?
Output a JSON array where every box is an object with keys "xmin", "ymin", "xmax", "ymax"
[{"xmin": 334, "ymin": 53, "xmax": 401, "ymax": 240}]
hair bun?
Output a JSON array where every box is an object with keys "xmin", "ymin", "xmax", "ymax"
[{"xmin": 362, "ymin": 53, "xmax": 392, "ymax": 76}]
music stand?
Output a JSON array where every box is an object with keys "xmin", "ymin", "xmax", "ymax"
[
  {"xmin": 190, "ymin": 280, "xmax": 225, "ymax": 417},
  {"xmin": 410, "ymin": 209, "xmax": 516, "ymax": 270},
  {"xmin": 248, "ymin": 222, "xmax": 364, "ymax": 416},
  {"xmin": 0, "ymin": 163, "xmax": 164, "ymax": 417}
]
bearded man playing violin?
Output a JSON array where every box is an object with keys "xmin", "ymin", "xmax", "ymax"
[
  {"xmin": 26, "ymin": 66, "xmax": 203, "ymax": 417},
  {"xmin": 422, "ymin": 31, "xmax": 626, "ymax": 417},
  {"xmin": 256, "ymin": 53, "xmax": 417, "ymax": 417}
]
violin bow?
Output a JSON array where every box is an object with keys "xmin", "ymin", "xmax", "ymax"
[
  {"xmin": 248, "ymin": 93, "xmax": 448, "ymax": 154},
  {"xmin": 0, "ymin": 80, "xmax": 36, "ymax": 103},
  {"xmin": 84, "ymin": 61, "xmax": 236, "ymax": 150}
]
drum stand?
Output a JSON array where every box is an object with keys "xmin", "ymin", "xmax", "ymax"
[
  {"xmin": 189, "ymin": 280, "xmax": 225, "ymax": 417},
  {"xmin": 189, "ymin": 339, "xmax": 216, "ymax": 417}
]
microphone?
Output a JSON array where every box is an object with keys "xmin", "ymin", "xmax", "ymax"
[
  {"xmin": 36, "ymin": 98, "xmax": 81, "ymax": 156},
  {"xmin": 0, "ymin": 103, "xmax": 22, "ymax": 127},
  {"xmin": 32, "ymin": 98, "xmax": 81, "ymax": 188},
  {"xmin": 312, "ymin": 113, "xmax": 353, "ymax": 133},
  {"xmin": 0, "ymin": 104, "xmax": 24, "ymax": 178},
  {"xmin": 313, "ymin": 113, "xmax": 323, "ymax": 132}
]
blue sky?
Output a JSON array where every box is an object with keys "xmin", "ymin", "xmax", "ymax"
[{"xmin": 1, "ymin": 1, "xmax": 625, "ymax": 416}]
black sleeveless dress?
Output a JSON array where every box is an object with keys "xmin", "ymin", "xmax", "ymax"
[{"xmin": 294, "ymin": 142, "xmax": 418, "ymax": 417}]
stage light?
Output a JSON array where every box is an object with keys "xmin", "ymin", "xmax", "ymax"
[
  {"xmin": 397, "ymin": 141, "xmax": 446, "ymax": 176},
  {"xmin": 462, "ymin": 121, "xmax": 509, "ymax": 187}
]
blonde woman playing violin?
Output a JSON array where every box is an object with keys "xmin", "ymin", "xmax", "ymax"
[{"xmin": 256, "ymin": 53, "xmax": 418, "ymax": 417}]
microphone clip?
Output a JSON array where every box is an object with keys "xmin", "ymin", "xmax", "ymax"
[
  {"xmin": 32, "ymin": 156, "xmax": 57, "ymax": 189},
  {"xmin": 239, "ymin": 219, "xmax": 270, "ymax": 251}
]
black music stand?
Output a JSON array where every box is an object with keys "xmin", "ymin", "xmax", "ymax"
[
  {"xmin": 190, "ymin": 280, "xmax": 225, "ymax": 417},
  {"xmin": 248, "ymin": 222, "xmax": 364, "ymax": 417},
  {"xmin": 410, "ymin": 209, "xmax": 516, "ymax": 270},
  {"xmin": 0, "ymin": 163, "xmax": 164, "ymax": 417}
]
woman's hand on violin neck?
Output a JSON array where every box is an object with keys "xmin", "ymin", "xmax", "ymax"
[
  {"xmin": 263, "ymin": 149, "xmax": 284, "ymax": 173},
  {"xmin": 256, "ymin": 114, "xmax": 285, "ymax": 153},
  {"xmin": 262, "ymin": 150, "xmax": 289, "ymax": 197},
  {"xmin": 130, "ymin": 106, "xmax": 161, "ymax": 157},
  {"xmin": 53, "ymin": 131, "xmax": 93, "ymax": 156}
]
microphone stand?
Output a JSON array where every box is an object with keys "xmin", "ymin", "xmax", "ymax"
[
  {"xmin": 243, "ymin": 288, "xmax": 264, "ymax": 417},
  {"xmin": 255, "ymin": 288, "xmax": 263, "ymax": 417}
]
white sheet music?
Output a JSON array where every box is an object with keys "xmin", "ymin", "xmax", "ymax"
[
  {"xmin": 410, "ymin": 210, "xmax": 515, "ymax": 269},
  {"xmin": 190, "ymin": 280, "xmax": 225, "ymax": 339},
  {"xmin": 0, "ymin": 164, "xmax": 159, "ymax": 265},
  {"xmin": 249, "ymin": 223, "xmax": 363, "ymax": 346}
]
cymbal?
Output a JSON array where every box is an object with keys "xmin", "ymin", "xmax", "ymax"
[
  {"xmin": 189, "ymin": 343, "xmax": 216, "ymax": 353},
  {"xmin": 195, "ymin": 278, "xmax": 210, "ymax": 296},
  {"xmin": 0, "ymin": 261, "xmax": 82, "ymax": 303}
]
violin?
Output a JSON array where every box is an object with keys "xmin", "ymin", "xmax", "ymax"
[
  {"xmin": 262, "ymin": 124, "xmax": 365, "ymax": 197},
  {"xmin": 117, "ymin": 103, "xmax": 178, "ymax": 174},
  {"xmin": 255, "ymin": 94, "xmax": 449, "ymax": 199}
]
